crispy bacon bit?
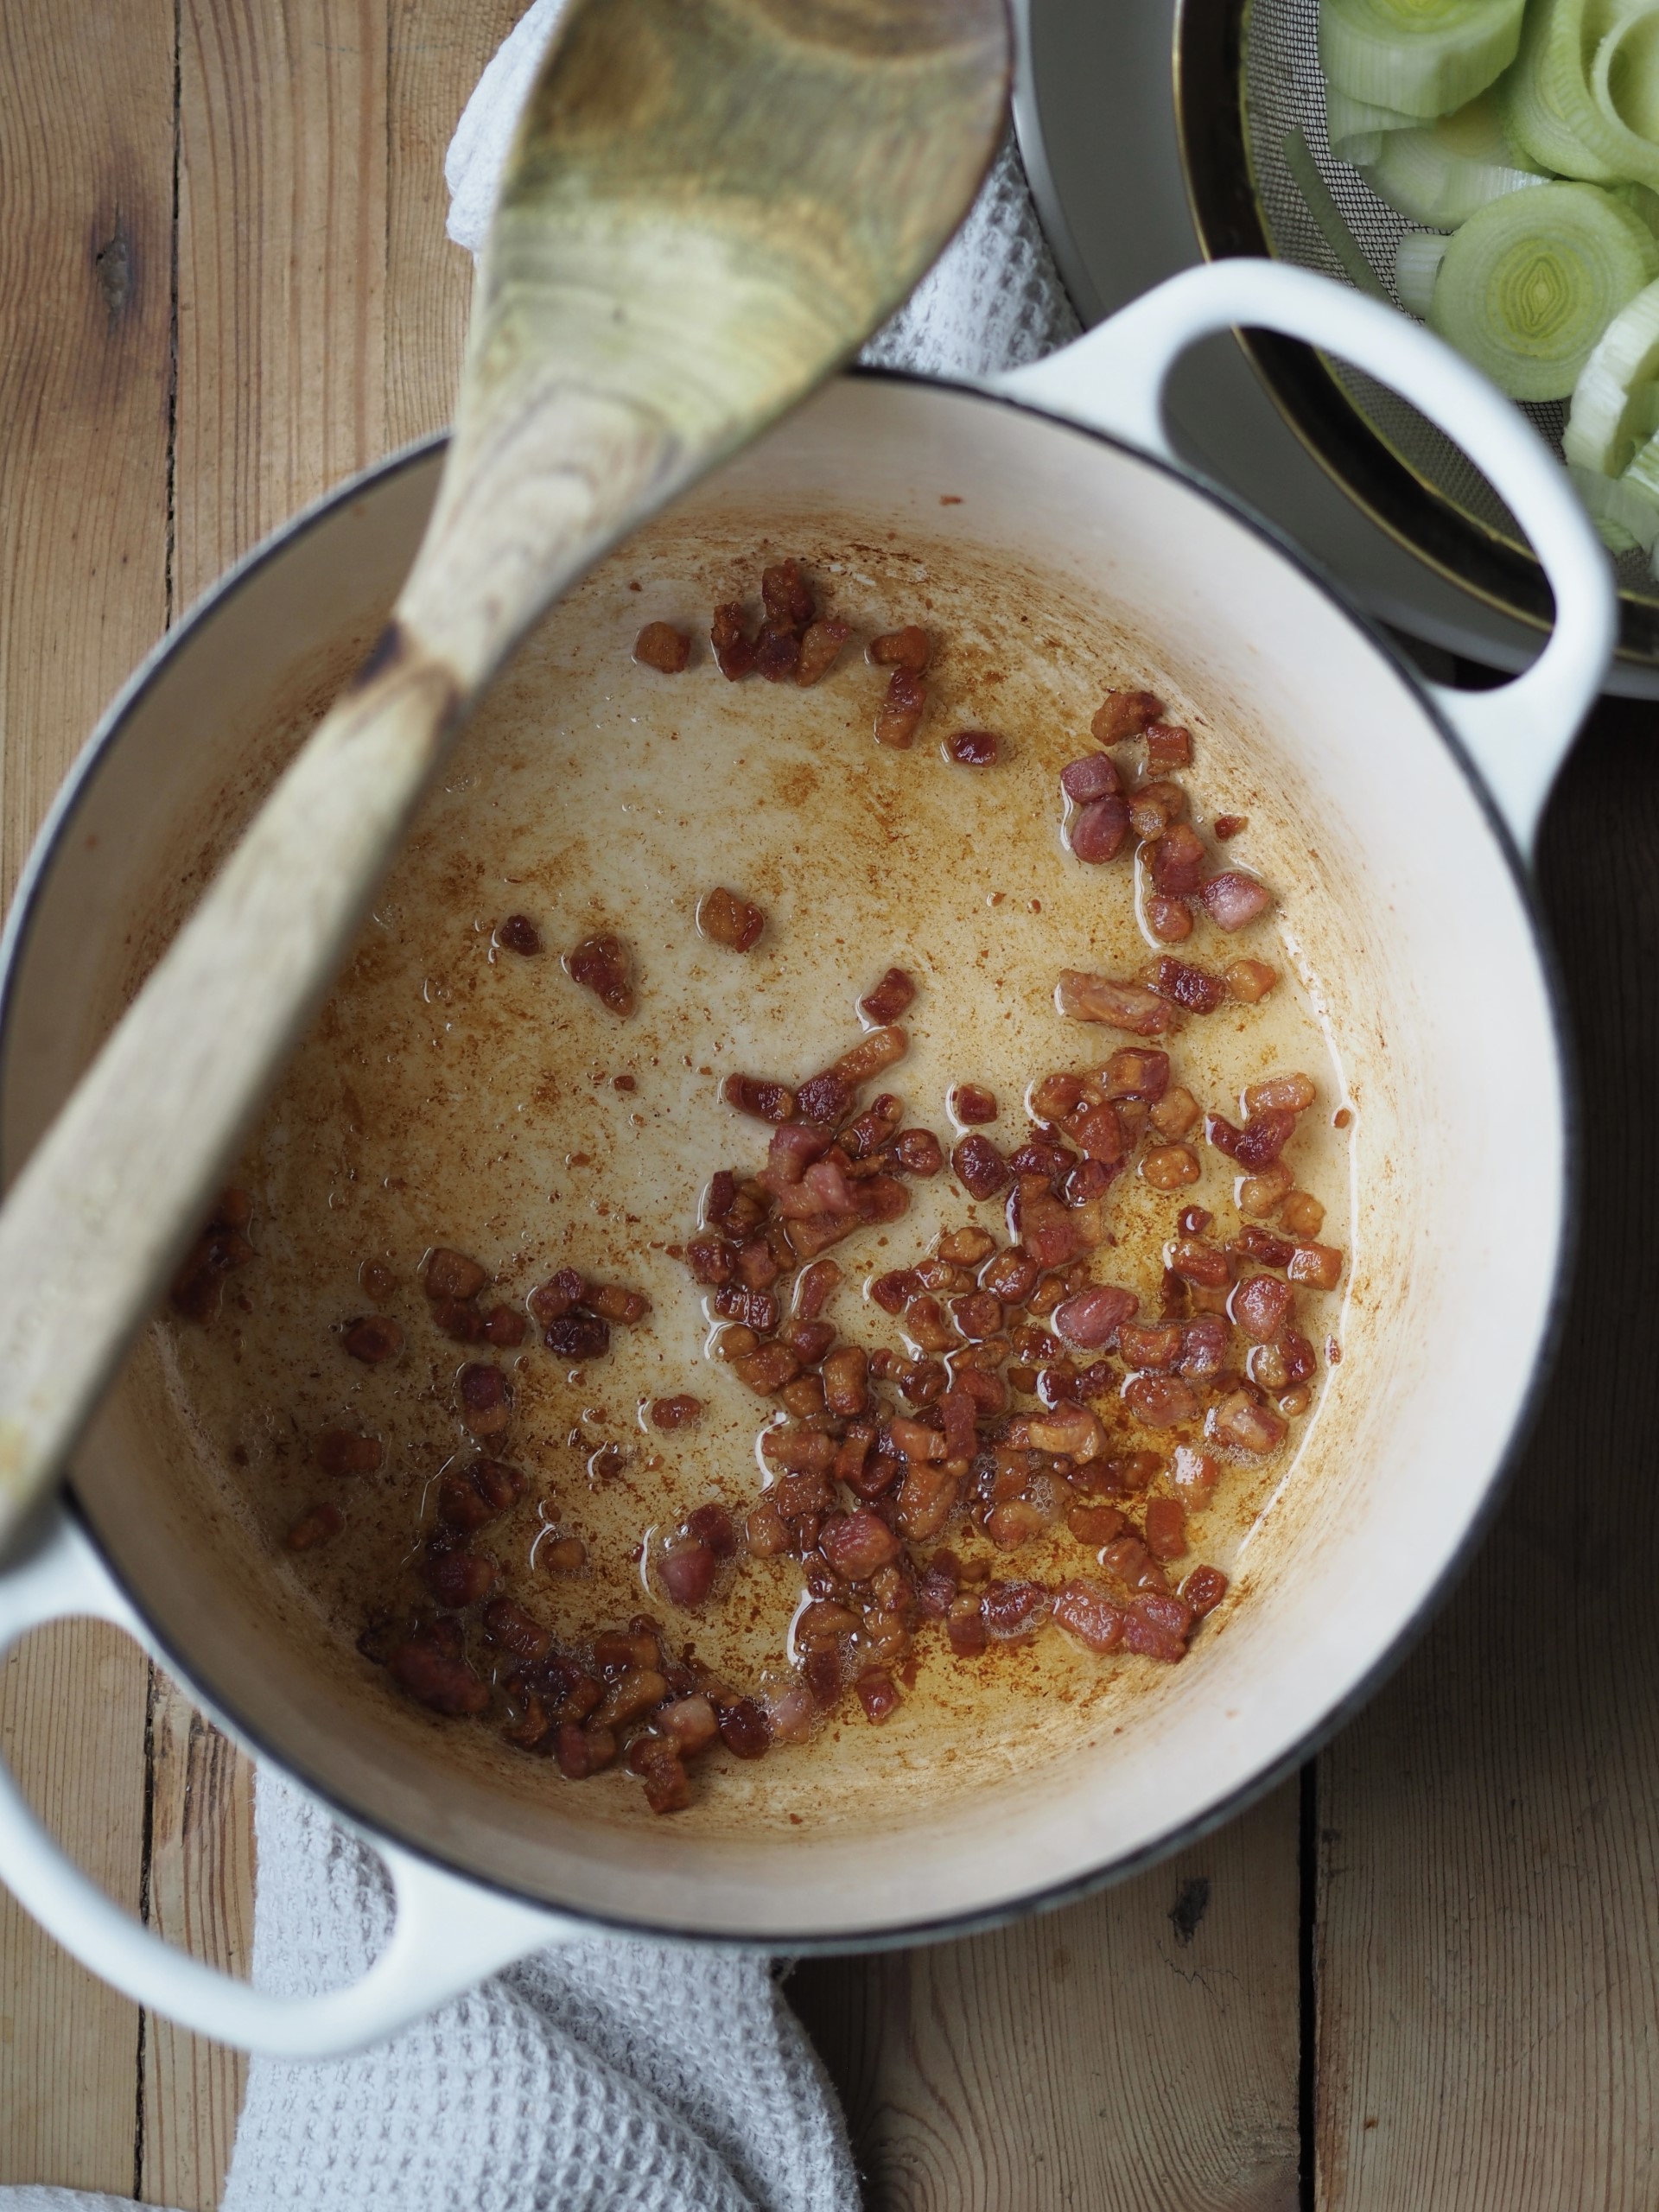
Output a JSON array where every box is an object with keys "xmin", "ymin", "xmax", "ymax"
[
  {"xmin": 798, "ymin": 618, "xmax": 850, "ymax": 685},
  {"xmin": 874, "ymin": 668, "xmax": 927, "ymax": 748},
  {"xmin": 858, "ymin": 969, "xmax": 916, "ymax": 1029},
  {"xmin": 1234, "ymin": 1223, "xmax": 1297, "ymax": 1269},
  {"xmin": 555, "ymin": 1722, "xmax": 618, "ymax": 1778},
  {"xmin": 794, "ymin": 1072, "xmax": 852, "ymax": 1126},
  {"xmin": 834, "ymin": 1026, "xmax": 909, "ymax": 1084},
  {"xmin": 1105, "ymin": 1048, "xmax": 1169, "ymax": 1102},
  {"xmin": 1146, "ymin": 956, "xmax": 1226, "ymax": 1015},
  {"xmin": 1245, "ymin": 1072, "xmax": 1317, "ymax": 1116},
  {"xmin": 482, "ymin": 1306, "xmax": 526, "ymax": 1348},
  {"xmin": 315, "ymin": 1429, "xmax": 384, "ymax": 1478},
  {"xmin": 1145, "ymin": 894, "xmax": 1192, "ymax": 943},
  {"xmin": 871, "ymin": 1268, "xmax": 922, "ymax": 1314},
  {"xmin": 633, "ymin": 621, "xmax": 690, "ymax": 673},
  {"xmin": 1147, "ymin": 823, "xmax": 1207, "ymax": 898},
  {"xmin": 982, "ymin": 1580, "xmax": 1051, "ymax": 1639},
  {"xmin": 949, "ymin": 729, "xmax": 999, "ymax": 766},
  {"xmin": 1124, "ymin": 1591, "xmax": 1192, "ymax": 1662},
  {"xmin": 566, "ymin": 933, "xmax": 634, "ymax": 1017},
  {"xmin": 1211, "ymin": 1389, "xmax": 1287, "ymax": 1453},
  {"xmin": 1121, "ymin": 1321, "xmax": 1185, "ymax": 1371},
  {"xmin": 1091, "ymin": 689, "xmax": 1163, "ymax": 744},
  {"xmin": 1214, "ymin": 814, "xmax": 1246, "ymax": 840},
  {"xmin": 585, "ymin": 1280, "xmax": 650, "ymax": 1325},
  {"xmin": 594, "ymin": 1666, "xmax": 670, "ymax": 1731},
  {"xmin": 870, "ymin": 1128, "xmax": 934, "ymax": 1182},
  {"xmin": 696, "ymin": 886, "xmax": 766, "ymax": 951},
  {"xmin": 1201, "ymin": 872, "xmax": 1274, "ymax": 931},
  {"xmin": 544, "ymin": 1312, "xmax": 610, "ymax": 1359},
  {"xmin": 1014, "ymin": 1402, "xmax": 1106, "ymax": 1458},
  {"xmin": 756, "ymin": 626, "xmax": 802, "ymax": 683},
  {"xmin": 732, "ymin": 1343, "xmax": 801, "ymax": 1395},
  {"xmin": 1125, "ymin": 1373, "xmax": 1200, "ymax": 1428},
  {"xmin": 1144, "ymin": 1497, "xmax": 1188, "ymax": 1560},
  {"xmin": 1069, "ymin": 795, "xmax": 1130, "ymax": 862},
  {"xmin": 1053, "ymin": 1283, "xmax": 1138, "ymax": 1350},
  {"xmin": 947, "ymin": 1598, "xmax": 988, "ymax": 1656},
  {"xmin": 496, "ymin": 912, "xmax": 542, "ymax": 956},
  {"xmin": 1206, "ymin": 1108, "xmax": 1297, "ymax": 1170},
  {"xmin": 651, "ymin": 1395, "xmax": 702, "ymax": 1430},
  {"xmin": 1056, "ymin": 970, "xmax": 1175, "ymax": 1036},
  {"xmin": 1171, "ymin": 1238, "xmax": 1231, "ymax": 1289},
  {"xmin": 458, "ymin": 1362, "xmax": 511, "ymax": 1437},
  {"xmin": 1163, "ymin": 1449, "xmax": 1217, "ymax": 1513},
  {"xmin": 1232, "ymin": 1274, "xmax": 1295, "ymax": 1341},
  {"xmin": 389, "ymin": 1640, "xmax": 489, "ymax": 1716},
  {"xmin": 951, "ymin": 1083, "xmax": 998, "ymax": 1126},
  {"xmin": 1053, "ymin": 1577, "xmax": 1127, "ymax": 1651},
  {"xmin": 1150, "ymin": 1086, "xmax": 1199, "ymax": 1138},
  {"xmin": 1141, "ymin": 1144, "xmax": 1200, "ymax": 1191},
  {"xmin": 720, "ymin": 1697, "xmax": 773, "ymax": 1758},
  {"xmin": 1146, "ymin": 721, "xmax": 1193, "ymax": 768},
  {"xmin": 425, "ymin": 1549, "xmax": 499, "ymax": 1607},
  {"xmin": 661, "ymin": 1541, "xmax": 716, "ymax": 1609},
  {"xmin": 952, "ymin": 1133, "xmax": 1011, "ymax": 1200},
  {"xmin": 1061, "ymin": 754, "xmax": 1121, "ymax": 802},
  {"xmin": 822, "ymin": 1509, "xmax": 901, "ymax": 1581},
  {"xmin": 868, "ymin": 626, "xmax": 931, "ymax": 672},
  {"xmin": 1181, "ymin": 1564, "xmax": 1229, "ymax": 1616},
  {"xmin": 1225, "ymin": 958, "xmax": 1279, "ymax": 1003},
  {"xmin": 343, "ymin": 1315, "xmax": 404, "ymax": 1364},
  {"xmin": 440, "ymin": 1457, "xmax": 524, "ymax": 1530},
  {"xmin": 359, "ymin": 1257, "xmax": 397, "ymax": 1302},
  {"xmin": 762, "ymin": 558, "xmax": 814, "ymax": 629},
  {"xmin": 424, "ymin": 1247, "xmax": 486, "ymax": 1301},
  {"xmin": 793, "ymin": 1259, "xmax": 842, "ymax": 1319},
  {"xmin": 711, "ymin": 602, "xmax": 757, "ymax": 679},
  {"xmin": 530, "ymin": 1266, "xmax": 587, "ymax": 1322},
  {"xmin": 286, "ymin": 1503, "xmax": 344, "ymax": 1551},
  {"xmin": 1128, "ymin": 781, "xmax": 1187, "ymax": 840},
  {"xmin": 1288, "ymin": 1243, "xmax": 1344, "ymax": 1290},
  {"xmin": 434, "ymin": 1299, "xmax": 482, "ymax": 1343},
  {"xmin": 856, "ymin": 1671, "xmax": 901, "ymax": 1723},
  {"xmin": 721, "ymin": 1072, "xmax": 798, "ymax": 1123},
  {"xmin": 1179, "ymin": 1316, "xmax": 1230, "ymax": 1377},
  {"xmin": 1280, "ymin": 1191, "xmax": 1325, "ymax": 1237}
]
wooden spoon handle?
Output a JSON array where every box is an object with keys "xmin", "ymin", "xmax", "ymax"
[{"xmin": 0, "ymin": 632, "xmax": 461, "ymax": 1538}]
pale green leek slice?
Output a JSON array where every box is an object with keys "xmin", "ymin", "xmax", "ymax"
[
  {"xmin": 1320, "ymin": 0, "xmax": 1528, "ymax": 117},
  {"xmin": 1613, "ymin": 179, "xmax": 1659, "ymax": 235},
  {"xmin": 1427, "ymin": 181, "xmax": 1658, "ymax": 396},
  {"xmin": 1592, "ymin": 7, "xmax": 1659, "ymax": 149},
  {"xmin": 1498, "ymin": 0, "xmax": 1659, "ymax": 188},
  {"xmin": 1568, "ymin": 457, "xmax": 1659, "ymax": 550},
  {"xmin": 1566, "ymin": 275, "xmax": 1659, "ymax": 466},
  {"xmin": 1622, "ymin": 425, "xmax": 1659, "ymax": 497},
  {"xmin": 1326, "ymin": 84, "xmax": 1421, "ymax": 161},
  {"xmin": 1283, "ymin": 128, "xmax": 1394, "ymax": 298},
  {"xmin": 1362, "ymin": 86, "xmax": 1549, "ymax": 221},
  {"xmin": 1395, "ymin": 227, "xmax": 1453, "ymax": 310}
]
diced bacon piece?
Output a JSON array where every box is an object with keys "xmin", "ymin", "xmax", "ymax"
[
  {"xmin": 1052, "ymin": 1578, "xmax": 1127, "ymax": 1652},
  {"xmin": 821, "ymin": 1509, "xmax": 902, "ymax": 1582},
  {"xmin": 1145, "ymin": 957, "xmax": 1226, "ymax": 1014},
  {"xmin": 1146, "ymin": 721, "xmax": 1192, "ymax": 767},
  {"xmin": 1206, "ymin": 1109, "xmax": 1297, "ymax": 1169},
  {"xmin": 949, "ymin": 729, "xmax": 999, "ymax": 766},
  {"xmin": 1104, "ymin": 1047, "xmax": 1170, "ymax": 1101},
  {"xmin": 868, "ymin": 625, "xmax": 931, "ymax": 671},
  {"xmin": 1053, "ymin": 1283, "xmax": 1139, "ymax": 1350},
  {"xmin": 1010, "ymin": 1402, "xmax": 1105, "ymax": 1458},
  {"xmin": 1231, "ymin": 1274, "xmax": 1296, "ymax": 1341},
  {"xmin": 859, "ymin": 967, "xmax": 916, "ymax": 1026},
  {"xmin": 711, "ymin": 602, "xmax": 757, "ymax": 679},
  {"xmin": 1181, "ymin": 1564, "xmax": 1230, "ymax": 1616},
  {"xmin": 797, "ymin": 619, "xmax": 849, "ymax": 685},
  {"xmin": 1171, "ymin": 1445, "xmax": 1220, "ymax": 1506},
  {"xmin": 1125, "ymin": 1373, "xmax": 1200, "ymax": 1428},
  {"xmin": 1123, "ymin": 1591, "xmax": 1192, "ymax": 1662},
  {"xmin": 1055, "ymin": 971, "xmax": 1175, "ymax": 1035},
  {"xmin": 1201, "ymin": 872, "xmax": 1274, "ymax": 931},
  {"xmin": 1060, "ymin": 754, "xmax": 1121, "ymax": 802},
  {"xmin": 896, "ymin": 1461, "xmax": 958, "ymax": 1540},
  {"xmin": 1070, "ymin": 796, "xmax": 1130, "ymax": 862},
  {"xmin": 1245, "ymin": 1072, "xmax": 1317, "ymax": 1115},
  {"xmin": 757, "ymin": 630, "xmax": 802, "ymax": 683},
  {"xmin": 1287, "ymin": 1243, "xmax": 1344, "ymax": 1290},
  {"xmin": 1091, "ymin": 689, "xmax": 1163, "ymax": 744},
  {"xmin": 1225, "ymin": 958, "xmax": 1279, "ymax": 1002},
  {"xmin": 1211, "ymin": 1389, "xmax": 1288, "ymax": 1453},
  {"xmin": 1178, "ymin": 1316, "xmax": 1230, "ymax": 1376},
  {"xmin": 1147, "ymin": 823, "xmax": 1207, "ymax": 898},
  {"xmin": 1144, "ymin": 1497, "xmax": 1188, "ymax": 1560},
  {"xmin": 565, "ymin": 933, "xmax": 634, "ymax": 1017},
  {"xmin": 874, "ymin": 668, "xmax": 927, "ymax": 747},
  {"xmin": 982, "ymin": 1580, "xmax": 1052, "ymax": 1638},
  {"xmin": 389, "ymin": 1641, "xmax": 490, "ymax": 1716},
  {"xmin": 953, "ymin": 1134, "xmax": 1011, "ymax": 1200},
  {"xmin": 343, "ymin": 1315, "xmax": 404, "ymax": 1364},
  {"xmin": 424, "ymin": 1247, "xmax": 487, "ymax": 1300},
  {"xmin": 660, "ymin": 1694, "xmax": 721, "ymax": 1756},
  {"xmin": 696, "ymin": 885, "xmax": 766, "ymax": 951},
  {"xmin": 856, "ymin": 1671, "xmax": 901, "ymax": 1724},
  {"xmin": 1120, "ymin": 1321, "xmax": 1184, "ymax": 1371},
  {"xmin": 634, "ymin": 621, "xmax": 690, "ymax": 673},
  {"xmin": 1145, "ymin": 895, "xmax": 1192, "ymax": 944}
]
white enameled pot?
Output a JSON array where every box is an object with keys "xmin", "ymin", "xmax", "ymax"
[{"xmin": 0, "ymin": 262, "xmax": 1614, "ymax": 2056}]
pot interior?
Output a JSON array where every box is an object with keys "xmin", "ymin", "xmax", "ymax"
[{"xmin": 0, "ymin": 378, "xmax": 1565, "ymax": 1942}]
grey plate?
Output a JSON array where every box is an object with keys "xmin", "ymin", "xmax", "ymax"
[{"xmin": 1012, "ymin": 0, "xmax": 1659, "ymax": 699}]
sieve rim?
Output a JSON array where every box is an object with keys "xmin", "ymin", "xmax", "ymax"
[{"xmin": 1173, "ymin": 0, "xmax": 1659, "ymax": 664}]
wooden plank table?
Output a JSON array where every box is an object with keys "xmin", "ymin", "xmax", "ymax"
[{"xmin": 0, "ymin": 6, "xmax": 1654, "ymax": 2204}]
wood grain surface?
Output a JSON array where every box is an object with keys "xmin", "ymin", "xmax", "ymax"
[{"xmin": 0, "ymin": 5, "xmax": 1656, "ymax": 2209}]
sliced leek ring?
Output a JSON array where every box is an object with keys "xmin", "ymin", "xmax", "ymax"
[
  {"xmin": 1499, "ymin": 0, "xmax": 1659, "ymax": 188},
  {"xmin": 1568, "ymin": 456, "xmax": 1659, "ymax": 550},
  {"xmin": 1428, "ymin": 181, "xmax": 1658, "ymax": 397},
  {"xmin": 1395, "ymin": 226, "xmax": 1454, "ymax": 311},
  {"xmin": 1362, "ymin": 86, "xmax": 1550, "ymax": 220},
  {"xmin": 1326, "ymin": 84, "xmax": 1421, "ymax": 161},
  {"xmin": 1321, "ymin": 0, "xmax": 1529, "ymax": 118},
  {"xmin": 1566, "ymin": 276, "xmax": 1659, "ymax": 467}
]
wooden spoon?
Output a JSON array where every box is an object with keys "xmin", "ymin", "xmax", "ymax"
[{"xmin": 0, "ymin": 0, "xmax": 1008, "ymax": 1548}]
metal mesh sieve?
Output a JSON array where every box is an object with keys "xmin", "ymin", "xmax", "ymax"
[{"xmin": 1176, "ymin": 0, "xmax": 1659, "ymax": 655}]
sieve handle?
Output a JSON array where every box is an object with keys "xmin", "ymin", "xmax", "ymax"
[
  {"xmin": 992, "ymin": 259, "xmax": 1616, "ymax": 858},
  {"xmin": 0, "ymin": 1506, "xmax": 569, "ymax": 2055}
]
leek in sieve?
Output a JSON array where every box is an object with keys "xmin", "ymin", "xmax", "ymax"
[
  {"xmin": 1427, "ymin": 181, "xmax": 1658, "ymax": 396},
  {"xmin": 1567, "ymin": 457, "xmax": 1659, "ymax": 546},
  {"xmin": 1395, "ymin": 226, "xmax": 1453, "ymax": 310},
  {"xmin": 1326, "ymin": 84, "xmax": 1421, "ymax": 161},
  {"xmin": 1283, "ymin": 128, "xmax": 1395, "ymax": 298},
  {"xmin": 1565, "ymin": 276, "xmax": 1659, "ymax": 467},
  {"xmin": 1320, "ymin": 0, "xmax": 1529, "ymax": 118},
  {"xmin": 1499, "ymin": 0, "xmax": 1659, "ymax": 188},
  {"xmin": 1362, "ymin": 87, "xmax": 1550, "ymax": 221}
]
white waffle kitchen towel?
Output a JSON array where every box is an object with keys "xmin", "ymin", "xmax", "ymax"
[{"xmin": 0, "ymin": 15, "xmax": 1078, "ymax": 2210}]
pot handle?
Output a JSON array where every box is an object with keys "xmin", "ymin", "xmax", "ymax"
[
  {"xmin": 992, "ymin": 259, "xmax": 1617, "ymax": 856},
  {"xmin": 0, "ymin": 1508, "xmax": 570, "ymax": 2056}
]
